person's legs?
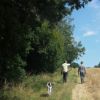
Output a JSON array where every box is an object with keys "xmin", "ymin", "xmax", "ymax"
[
  {"xmin": 66, "ymin": 72, "xmax": 68, "ymax": 82},
  {"xmin": 80, "ymin": 72, "xmax": 85, "ymax": 84},
  {"xmin": 82, "ymin": 73, "xmax": 85, "ymax": 83},
  {"xmin": 81, "ymin": 76, "xmax": 83, "ymax": 83},
  {"xmin": 49, "ymin": 87, "xmax": 52, "ymax": 95},
  {"xmin": 63, "ymin": 72, "xmax": 67, "ymax": 83},
  {"xmin": 63, "ymin": 72, "xmax": 65, "ymax": 83},
  {"xmin": 48, "ymin": 87, "xmax": 51, "ymax": 95}
]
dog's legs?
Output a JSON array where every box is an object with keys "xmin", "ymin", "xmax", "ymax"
[{"xmin": 48, "ymin": 87, "xmax": 52, "ymax": 95}]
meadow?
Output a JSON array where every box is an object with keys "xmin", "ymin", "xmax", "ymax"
[
  {"xmin": 86, "ymin": 68, "xmax": 100, "ymax": 100},
  {"xmin": 0, "ymin": 68, "xmax": 77, "ymax": 100}
]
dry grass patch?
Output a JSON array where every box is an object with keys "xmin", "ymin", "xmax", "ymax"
[{"xmin": 86, "ymin": 68, "xmax": 100, "ymax": 100}]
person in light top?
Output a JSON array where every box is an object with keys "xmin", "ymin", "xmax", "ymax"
[{"xmin": 61, "ymin": 60, "xmax": 70, "ymax": 83}]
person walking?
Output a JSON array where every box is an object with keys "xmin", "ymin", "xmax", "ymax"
[
  {"xmin": 78, "ymin": 61, "xmax": 86, "ymax": 84},
  {"xmin": 61, "ymin": 60, "xmax": 70, "ymax": 83}
]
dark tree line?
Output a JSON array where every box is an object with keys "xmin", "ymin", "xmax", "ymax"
[
  {"xmin": 0, "ymin": 0, "xmax": 91, "ymax": 84},
  {"xmin": 94, "ymin": 62, "xmax": 100, "ymax": 68}
]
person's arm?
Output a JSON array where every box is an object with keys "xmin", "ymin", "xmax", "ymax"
[{"xmin": 67, "ymin": 63, "xmax": 70, "ymax": 66}]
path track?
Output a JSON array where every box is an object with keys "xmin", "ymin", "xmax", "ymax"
[{"xmin": 72, "ymin": 68, "xmax": 100, "ymax": 100}]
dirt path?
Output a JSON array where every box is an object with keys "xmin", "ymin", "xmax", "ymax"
[
  {"xmin": 72, "ymin": 68, "xmax": 100, "ymax": 100},
  {"xmin": 72, "ymin": 81, "xmax": 93, "ymax": 100},
  {"xmin": 72, "ymin": 70, "xmax": 93, "ymax": 100}
]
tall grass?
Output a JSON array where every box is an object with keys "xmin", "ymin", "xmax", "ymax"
[
  {"xmin": 86, "ymin": 68, "xmax": 100, "ymax": 100},
  {"xmin": 0, "ymin": 68, "xmax": 77, "ymax": 100}
]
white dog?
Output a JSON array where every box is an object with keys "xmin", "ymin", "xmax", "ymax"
[{"xmin": 47, "ymin": 82, "xmax": 52, "ymax": 95}]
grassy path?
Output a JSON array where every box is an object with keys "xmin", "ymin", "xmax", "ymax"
[
  {"xmin": 72, "ymin": 78, "xmax": 93, "ymax": 100},
  {"xmin": 32, "ymin": 68, "xmax": 77, "ymax": 100},
  {"xmin": 72, "ymin": 68, "xmax": 100, "ymax": 100},
  {"xmin": 1, "ymin": 68, "xmax": 100, "ymax": 100},
  {"xmin": 0, "ymin": 68, "xmax": 77, "ymax": 100}
]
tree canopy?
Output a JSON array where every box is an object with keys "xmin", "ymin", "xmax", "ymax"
[
  {"xmin": 0, "ymin": 0, "xmax": 90, "ymax": 83},
  {"xmin": 94, "ymin": 62, "xmax": 100, "ymax": 68}
]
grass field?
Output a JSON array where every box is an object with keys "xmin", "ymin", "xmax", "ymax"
[
  {"xmin": 0, "ymin": 68, "xmax": 77, "ymax": 100},
  {"xmin": 86, "ymin": 68, "xmax": 100, "ymax": 100}
]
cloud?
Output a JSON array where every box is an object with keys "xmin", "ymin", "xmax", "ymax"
[
  {"xmin": 89, "ymin": 0, "xmax": 100, "ymax": 9},
  {"xmin": 83, "ymin": 31, "xmax": 96, "ymax": 37}
]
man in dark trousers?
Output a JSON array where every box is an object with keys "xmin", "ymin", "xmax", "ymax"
[
  {"xmin": 61, "ymin": 60, "xmax": 70, "ymax": 83},
  {"xmin": 78, "ymin": 61, "xmax": 86, "ymax": 84}
]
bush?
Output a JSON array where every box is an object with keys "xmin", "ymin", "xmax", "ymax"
[{"xmin": 0, "ymin": 55, "xmax": 26, "ymax": 84}]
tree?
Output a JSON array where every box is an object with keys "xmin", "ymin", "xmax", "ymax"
[
  {"xmin": 0, "ymin": 0, "xmax": 89, "ymax": 83},
  {"xmin": 26, "ymin": 19, "xmax": 85, "ymax": 73},
  {"xmin": 71, "ymin": 62, "xmax": 80, "ymax": 68},
  {"xmin": 26, "ymin": 21, "xmax": 65, "ymax": 73},
  {"xmin": 94, "ymin": 62, "xmax": 100, "ymax": 68},
  {"xmin": 58, "ymin": 19, "xmax": 85, "ymax": 63},
  {"xmin": 67, "ymin": 0, "xmax": 92, "ymax": 10}
]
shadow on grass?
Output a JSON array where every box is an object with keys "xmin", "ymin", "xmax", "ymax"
[{"xmin": 40, "ymin": 93, "xmax": 49, "ymax": 97}]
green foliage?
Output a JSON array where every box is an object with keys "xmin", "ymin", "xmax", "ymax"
[
  {"xmin": 0, "ymin": 55, "xmax": 26, "ymax": 83},
  {"xmin": 27, "ymin": 19, "xmax": 85, "ymax": 73},
  {"xmin": 0, "ymin": 0, "xmax": 88, "ymax": 83},
  {"xmin": 67, "ymin": 0, "xmax": 92, "ymax": 10},
  {"xmin": 0, "ymin": 68, "xmax": 77, "ymax": 100},
  {"xmin": 71, "ymin": 62, "xmax": 80, "ymax": 68},
  {"xmin": 0, "ymin": 17, "xmax": 33, "ymax": 83},
  {"xmin": 94, "ymin": 62, "xmax": 100, "ymax": 68},
  {"xmin": 58, "ymin": 19, "xmax": 85, "ymax": 63},
  {"xmin": 27, "ymin": 21, "xmax": 65, "ymax": 73},
  {"xmin": 5, "ymin": 66, "xmax": 26, "ymax": 83}
]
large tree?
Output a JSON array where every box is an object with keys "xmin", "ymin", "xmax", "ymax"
[
  {"xmin": 58, "ymin": 19, "xmax": 85, "ymax": 63},
  {"xmin": 27, "ymin": 21, "xmax": 65, "ymax": 73},
  {"xmin": 27, "ymin": 19, "xmax": 85, "ymax": 73},
  {"xmin": 0, "ymin": 0, "xmax": 90, "ymax": 82}
]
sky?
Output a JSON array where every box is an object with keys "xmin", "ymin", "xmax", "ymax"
[{"xmin": 71, "ymin": 0, "xmax": 100, "ymax": 67}]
